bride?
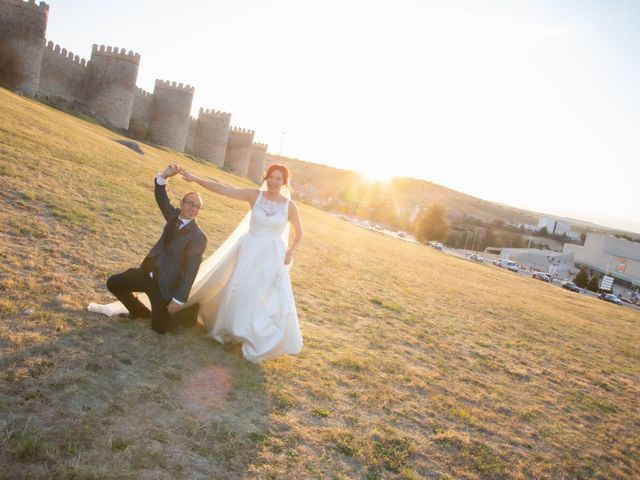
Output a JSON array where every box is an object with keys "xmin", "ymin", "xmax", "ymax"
[{"xmin": 179, "ymin": 163, "xmax": 303, "ymax": 363}]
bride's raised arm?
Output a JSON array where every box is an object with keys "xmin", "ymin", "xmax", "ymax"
[{"xmin": 180, "ymin": 168, "xmax": 258, "ymax": 205}]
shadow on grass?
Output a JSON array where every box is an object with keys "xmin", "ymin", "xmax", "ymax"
[
  {"xmin": 0, "ymin": 306, "xmax": 271, "ymax": 479},
  {"xmin": 114, "ymin": 139, "xmax": 144, "ymax": 155}
]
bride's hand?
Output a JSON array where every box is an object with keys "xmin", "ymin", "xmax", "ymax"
[
  {"xmin": 180, "ymin": 167, "xmax": 196, "ymax": 182},
  {"xmin": 284, "ymin": 250, "xmax": 293, "ymax": 265}
]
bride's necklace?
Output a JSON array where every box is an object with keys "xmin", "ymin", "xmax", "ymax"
[{"xmin": 259, "ymin": 194, "xmax": 286, "ymax": 217}]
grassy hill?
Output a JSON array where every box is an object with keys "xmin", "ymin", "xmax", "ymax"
[
  {"xmin": 269, "ymin": 155, "xmax": 640, "ymax": 239},
  {"xmin": 1, "ymin": 88, "xmax": 639, "ymax": 479},
  {"xmin": 268, "ymin": 154, "xmax": 542, "ymax": 225}
]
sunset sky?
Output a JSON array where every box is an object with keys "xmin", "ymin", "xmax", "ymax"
[{"xmin": 45, "ymin": 0, "xmax": 640, "ymax": 232}]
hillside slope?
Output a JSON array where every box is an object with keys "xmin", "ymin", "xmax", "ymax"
[
  {"xmin": 1, "ymin": 89, "xmax": 639, "ymax": 479},
  {"xmin": 270, "ymin": 155, "xmax": 639, "ymax": 238},
  {"xmin": 269, "ymin": 154, "xmax": 542, "ymax": 225}
]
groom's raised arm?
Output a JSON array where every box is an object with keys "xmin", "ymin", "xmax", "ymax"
[{"xmin": 155, "ymin": 164, "xmax": 180, "ymax": 221}]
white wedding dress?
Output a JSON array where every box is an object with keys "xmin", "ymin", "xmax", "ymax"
[{"xmin": 89, "ymin": 190, "xmax": 303, "ymax": 364}]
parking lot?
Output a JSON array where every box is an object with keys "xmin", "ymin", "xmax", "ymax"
[
  {"xmin": 342, "ymin": 214, "xmax": 640, "ymax": 310},
  {"xmin": 431, "ymin": 243, "xmax": 640, "ymax": 310}
]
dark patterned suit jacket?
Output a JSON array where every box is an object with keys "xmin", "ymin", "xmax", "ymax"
[{"xmin": 142, "ymin": 180, "xmax": 207, "ymax": 303}]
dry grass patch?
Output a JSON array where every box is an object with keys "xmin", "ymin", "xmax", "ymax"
[{"xmin": 1, "ymin": 88, "xmax": 639, "ymax": 478}]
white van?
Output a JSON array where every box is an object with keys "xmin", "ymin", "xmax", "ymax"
[{"xmin": 504, "ymin": 260, "xmax": 519, "ymax": 272}]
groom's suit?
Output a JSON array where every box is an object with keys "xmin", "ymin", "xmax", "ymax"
[{"xmin": 107, "ymin": 178, "xmax": 207, "ymax": 333}]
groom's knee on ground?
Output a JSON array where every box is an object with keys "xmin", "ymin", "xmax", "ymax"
[
  {"xmin": 106, "ymin": 269, "xmax": 130, "ymax": 293},
  {"xmin": 106, "ymin": 274, "xmax": 118, "ymax": 293},
  {"xmin": 151, "ymin": 316, "xmax": 169, "ymax": 334}
]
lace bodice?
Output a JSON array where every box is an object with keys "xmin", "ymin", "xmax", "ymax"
[{"xmin": 249, "ymin": 192, "xmax": 289, "ymax": 238}]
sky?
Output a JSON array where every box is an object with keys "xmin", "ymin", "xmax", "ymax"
[{"xmin": 44, "ymin": 0, "xmax": 640, "ymax": 232}]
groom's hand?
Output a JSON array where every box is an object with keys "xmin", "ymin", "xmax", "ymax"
[
  {"xmin": 167, "ymin": 300, "xmax": 183, "ymax": 314},
  {"xmin": 160, "ymin": 164, "xmax": 180, "ymax": 179}
]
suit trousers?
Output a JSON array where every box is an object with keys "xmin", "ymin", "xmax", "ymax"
[{"xmin": 106, "ymin": 268, "xmax": 199, "ymax": 334}]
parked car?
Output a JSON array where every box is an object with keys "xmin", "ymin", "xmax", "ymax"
[
  {"xmin": 469, "ymin": 254, "xmax": 484, "ymax": 262},
  {"xmin": 561, "ymin": 281, "xmax": 581, "ymax": 293},
  {"xmin": 598, "ymin": 293, "xmax": 623, "ymax": 305},
  {"xmin": 504, "ymin": 260, "xmax": 519, "ymax": 272},
  {"xmin": 532, "ymin": 272, "xmax": 551, "ymax": 282},
  {"xmin": 493, "ymin": 259, "xmax": 505, "ymax": 267},
  {"xmin": 432, "ymin": 242, "xmax": 443, "ymax": 250}
]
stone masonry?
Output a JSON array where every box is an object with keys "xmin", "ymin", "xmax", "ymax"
[
  {"xmin": 224, "ymin": 127, "xmax": 255, "ymax": 177},
  {"xmin": 0, "ymin": 0, "xmax": 268, "ymax": 175},
  {"xmin": 147, "ymin": 80, "xmax": 194, "ymax": 152},
  {"xmin": 0, "ymin": 0, "xmax": 49, "ymax": 96},
  {"xmin": 248, "ymin": 143, "xmax": 268, "ymax": 185}
]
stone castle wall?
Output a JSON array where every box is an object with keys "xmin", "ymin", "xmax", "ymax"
[
  {"xmin": 38, "ymin": 41, "xmax": 87, "ymax": 106},
  {"xmin": 0, "ymin": 0, "xmax": 270, "ymax": 176},
  {"xmin": 129, "ymin": 87, "xmax": 153, "ymax": 138},
  {"xmin": 224, "ymin": 127, "xmax": 255, "ymax": 177},
  {"xmin": 148, "ymin": 80, "xmax": 194, "ymax": 152},
  {"xmin": 248, "ymin": 143, "xmax": 268, "ymax": 185},
  {"xmin": 184, "ymin": 116, "xmax": 197, "ymax": 155},
  {"xmin": 0, "ymin": 0, "xmax": 49, "ymax": 96}
]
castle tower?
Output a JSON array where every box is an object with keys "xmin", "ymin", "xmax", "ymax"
[
  {"xmin": 224, "ymin": 127, "xmax": 255, "ymax": 177},
  {"xmin": 86, "ymin": 44, "xmax": 140, "ymax": 129},
  {"xmin": 248, "ymin": 143, "xmax": 268, "ymax": 185},
  {"xmin": 147, "ymin": 80, "xmax": 194, "ymax": 152},
  {"xmin": 193, "ymin": 108, "xmax": 231, "ymax": 167},
  {"xmin": 0, "ymin": 0, "xmax": 49, "ymax": 96}
]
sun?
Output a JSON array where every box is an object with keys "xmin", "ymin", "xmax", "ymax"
[{"xmin": 359, "ymin": 167, "xmax": 392, "ymax": 183}]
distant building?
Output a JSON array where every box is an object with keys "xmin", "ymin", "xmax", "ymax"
[
  {"xmin": 537, "ymin": 217, "xmax": 556, "ymax": 233},
  {"xmin": 498, "ymin": 248, "xmax": 575, "ymax": 276},
  {"xmin": 566, "ymin": 231, "xmax": 582, "ymax": 242},
  {"xmin": 537, "ymin": 216, "xmax": 571, "ymax": 236},
  {"xmin": 536, "ymin": 216, "xmax": 583, "ymax": 243},
  {"xmin": 562, "ymin": 233, "xmax": 640, "ymax": 287}
]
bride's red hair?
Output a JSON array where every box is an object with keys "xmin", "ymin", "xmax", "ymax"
[{"xmin": 263, "ymin": 163, "xmax": 290, "ymax": 186}]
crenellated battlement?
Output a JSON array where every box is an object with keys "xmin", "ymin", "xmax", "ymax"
[
  {"xmin": 154, "ymin": 79, "xmax": 195, "ymax": 93},
  {"xmin": 1, "ymin": 0, "xmax": 269, "ymax": 179},
  {"xmin": 91, "ymin": 44, "xmax": 140, "ymax": 64},
  {"xmin": 229, "ymin": 126, "xmax": 255, "ymax": 136},
  {"xmin": 1, "ymin": 0, "xmax": 49, "ymax": 13},
  {"xmin": 135, "ymin": 87, "xmax": 152, "ymax": 97},
  {"xmin": 45, "ymin": 40, "xmax": 87, "ymax": 66},
  {"xmin": 198, "ymin": 107, "xmax": 231, "ymax": 119}
]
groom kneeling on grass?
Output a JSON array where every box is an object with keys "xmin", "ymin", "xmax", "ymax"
[{"xmin": 106, "ymin": 164, "xmax": 207, "ymax": 333}]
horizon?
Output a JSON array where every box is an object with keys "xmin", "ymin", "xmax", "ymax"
[
  {"xmin": 272, "ymin": 154, "xmax": 640, "ymax": 235},
  {"xmin": 44, "ymin": 0, "xmax": 640, "ymax": 233}
]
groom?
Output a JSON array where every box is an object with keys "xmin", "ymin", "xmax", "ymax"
[{"xmin": 106, "ymin": 164, "xmax": 208, "ymax": 333}]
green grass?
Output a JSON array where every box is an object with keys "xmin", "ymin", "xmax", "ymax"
[{"xmin": 1, "ymin": 87, "xmax": 639, "ymax": 478}]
